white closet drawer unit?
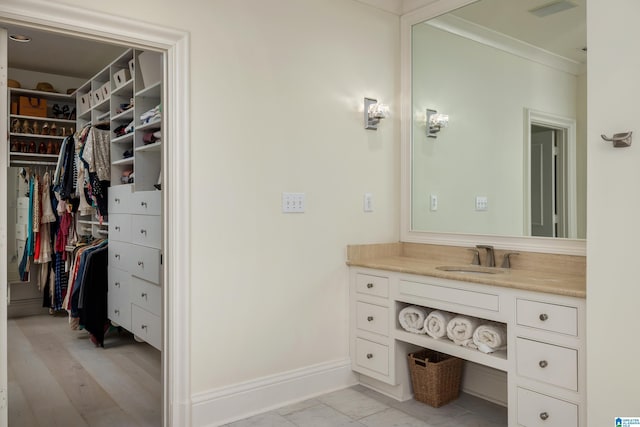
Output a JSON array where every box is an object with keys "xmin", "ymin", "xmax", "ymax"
[
  {"xmin": 132, "ymin": 305, "xmax": 161, "ymax": 350},
  {"xmin": 17, "ymin": 197, "xmax": 29, "ymax": 209},
  {"xmin": 16, "ymin": 208, "xmax": 29, "ymax": 225},
  {"xmin": 108, "ymin": 214, "xmax": 131, "ymax": 243},
  {"xmin": 130, "ymin": 246, "xmax": 161, "ymax": 284},
  {"xmin": 108, "ymin": 267, "xmax": 131, "ymax": 329},
  {"xmin": 132, "ymin": 190, "xmax": 161, "ymax": 215},
  {"xmin": 15, "ymin": 223, "xmax": 27, "ymax": 240},
  {"xmin": 109, "ymin": 184, "xmax": 134, "ymax": 214},
  {"xmin": 131, "ymin": 275, "xmax": 161, "ymax": 316},
  {"xmin": 355, "ymin": 273, "xmax": 389, "ymax": 298},
  {"xmin": 517, "ymin": 299, "xmax": 578, "ymax": 336},
  {"xmin": 108, "ymin": 240, "xmax": 134, "ymax": 272},
  {"xmin": 355, "ymin": 338, "xmax": 389, "ymax": 376},
  {"xmin": 356, "ymin": 302, "xmax": 389, "ymax": 336},
  {"xmin": 130, "ymin": 214, "xmax": 161, "ymax": 248},
  {"xmin": 516, "ymin": 338, "xmax": 578, "ymax": 391},
  {"xmin": 517, "ymin": 388, "xmax": 578, "ymax": 427}
]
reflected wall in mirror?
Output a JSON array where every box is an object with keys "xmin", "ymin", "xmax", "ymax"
[{"xmin": 410, "ymin": 0, "xmax": 586, "ymax": 239}]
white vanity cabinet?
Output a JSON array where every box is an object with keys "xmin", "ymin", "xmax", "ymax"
[
  {"xmin": 108, "ymin": 184, "xmax": 162, "ymax": 350},
  {"xmin": 349, "ymin": 267, "xmax": 586, "ymax": 426}
]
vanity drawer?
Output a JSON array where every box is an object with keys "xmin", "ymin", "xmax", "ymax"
[
  {"xmin": 398, "ymin": 280, "xmax": 499, "ymax": 311},
  {"xmin": 131, "ymin": 275, "xmax": 161, "ymax": 317},
  {"xmin": 355, "ymin": 338, "xmax": 389, "ymax": 376},
  {"xmin": 130, "ymin": 214, "xmax": 161, "ymax": 249},
  {"xmin": 131, "ymin": 305, "xmax": 161, "ymax": 350},
  {"xmin": 516, "ymin": 338, "xmax": 577, "ymax": 391},
  {"xmin": 517, "ymin": 387, "xmax": 577, "ymax": 427},
  {"xmin": 130, "ymin": 245, "xmax": 161, "ymax": 284},
  {"xmin": 109, "ymin": 214, "xmax": 131, "ymax": 243},
  {"xmin": 356, "ymin": 302, "xmax": 389, "ymax": 336},
  {"xmin": 356, "ymin": 274, "xmax": 389, "ymax": 298},
  {"xmin": 517, "ymin": 299, "xmax": 577, "ymax": 336}
]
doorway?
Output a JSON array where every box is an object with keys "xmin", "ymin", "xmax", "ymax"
[
  {"xmin": 524, "ymin": 109, "xmax": 577, "ymax": 239},
  {"xmin": 0, "ymin": 3, "xmax": 191, "ymax": 427}
]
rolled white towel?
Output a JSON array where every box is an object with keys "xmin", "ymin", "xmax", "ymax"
[
  {"xmin": 424, "ymin": 310, "xmax": 454, "ymax": 339},
  {"xmin": 447, "ymin": 315, "xmax": 480, "ymax": 348},
  {"xmin": 399, "ymin": 305, "xmax": 430, "ymax": 334},
  {"xmin": 473, "ymin": 323, "xmax": 507, "ymax": 354}
]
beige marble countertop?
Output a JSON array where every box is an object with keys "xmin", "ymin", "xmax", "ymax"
[{"xmin": 347, "ymin": 243, "xmax": 586, "ymax": 298}]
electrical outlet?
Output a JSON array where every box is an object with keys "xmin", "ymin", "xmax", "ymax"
[
  {"xmin": 430, "ymin": 194, "xmax": 438, "ymax": 211},
  {"xmin": 475, "ymin": 196, "xmax": 488, "ymax": 211},
  {"xmin": 282, "ymin": 192, "xmax": 305, "ymax": 213},
  {"xmin": 364, "ymin": 193, "xmax": 373, "ymax": 212}
]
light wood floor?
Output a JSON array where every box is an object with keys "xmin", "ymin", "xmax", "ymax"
[{"xmin": 8, "ymin": 314, "xmax": 162, "ymax": 427}]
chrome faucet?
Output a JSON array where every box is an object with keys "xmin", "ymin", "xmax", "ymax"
[
  {"xmin": 476, "ymin": 245, "xmax": 495, "ymax": 267},
  {"xmin": 501, "ymin": 252, "xmax": 519, "ymax": 268}
]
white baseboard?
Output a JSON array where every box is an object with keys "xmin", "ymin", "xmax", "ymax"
[{"xmin": 191, "ymin": 358, "xmax": 358, "ymax": 427}]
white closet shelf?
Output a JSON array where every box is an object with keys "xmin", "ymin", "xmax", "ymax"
[
  {"xmin": 112, "ymin": 157, "xmax": 134, "ymax": 166},
  {"xmin": 137, "ymin": 121, "xmax": 161, "ymax": 132},
  {"xmin": 91, "ymin": 97, "xmax": 110, "ymax": 112},
  {"xmin": 10, "ymin": 114, "xmax": 76, "ymax": 124},
  {"xmin": 10, "ymin": 152, "xmax": 59, "ymax": 159},
  {"xmin": 10, "ymin": 87, "xmax": 74, "ymax": 100},
  {"xmin": 78, "ymin": 220, "xmax": 109, "ymax": 226},
  {"xmin": 111, "ymin": 79, "xmax": 133, "ymax": 96},
  {"xmin": 10, "ymin": 132, "xmax": 66, "ymax": 140},
  {"xmin": 111, "ymin": 133, "xmax": 134, "ymax": 144},
  {"xmin": 136, "ymin": 81, "xmax": 161, "ymax": 98},
  {"xmin": 136, "ymin": 141, "xmax": 161, "ymax": 152},
  {"xmin": 112, "ymin": 108, "xmax": 134, "ymax": 122}
]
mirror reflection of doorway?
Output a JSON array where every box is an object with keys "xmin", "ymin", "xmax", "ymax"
[{"xmin": 530, "ymin": 124, "xmax": 568, "ymax": 238}]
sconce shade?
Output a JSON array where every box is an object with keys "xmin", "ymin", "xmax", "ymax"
[
  {"xmin": 365, "ymin": 97, "xmax": 389, "ymax": 130},
  {"xmin": 427, "ymin": 108, "xmax": 449, "ymax": 138}
]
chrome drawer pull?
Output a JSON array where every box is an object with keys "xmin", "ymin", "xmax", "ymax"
[
  {"xmin": 141, "ymin": 324, "xmax": 147, "ymax": 330},
  {"xmin": 141, "ymin": 201, "xmax": 148, "ymax": 207},
  {"xmin": 115, "ymin": 198, "xmax": 120, "ymax": 203},
  {"xmin": 140, "ymin": 229, "xmax": 147, "ymax": 235},
  {"xmin": 539, "ymin": 360, "xmax": 548, "ymax": 368},
  {"xmin": 539, "ymin": 412, "xmax": 549, "ymax": 421},
  {"xmin": 539, "ymin": 313, "xmax": 549, "ymax": 321},
  {"xmin": 115, "ymin": 282, "xmax": 120, "ymax": 288},
  {"xmin": 366, "ymin": 283, "xmax": 374, "ymax": 289},
  {"xmin": 115, "ymin": 226, "xmax": 120, "ymax": 231},
  {"xmin": 115, "ymin": 254, "xmax": 120, "ymax": 259},
  {"xmin": 366, "ymin": 353, "xmax": 373, "ymax": 359},
  {"xmin": 141, "ymin": 292, "xmax": 148, "ymax": 299},
  {"xmin": 367, "ymin": 316, "xmax": 374, "ymax": 322},
  {"xmin": 114, "ymin": 309, "xmax": 119, "ymax": 315},
  {"xmin": 138, "ymin": 261, "xmax": 144, "ymax": 266}
]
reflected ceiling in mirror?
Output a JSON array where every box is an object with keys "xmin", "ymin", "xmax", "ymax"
[{"xmin": 410, "ymin": 0, "xmax": 586, "ymax": 239}]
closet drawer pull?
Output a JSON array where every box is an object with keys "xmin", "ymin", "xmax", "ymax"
[
  {"xmin": 141, "ymin": 324, "xmax": 148, "ymax": 330},
  {"xmin": 141, "ymin": 292, "xmax": 148, "ymax": 299},
  {"xmin": 115, "ymin": 254, "xmax": 120, "ymax": 259},
  {"xmin": 366, "ymin": 353, "xmax": 373, "ymax": 359},
  {"xmin": 114, "ymin": 309, "xmax": 119, "ymax": 315},
  {"xmin": 115, "ymin": 282, "xmax": 120, "ymax": 288},
  {"xmin": 141, "ymin": 201, "xmax": 148, "ymax": 207},
  {"xmin": 140, "ymin": 229, "xmax": 147, "ymax": 235},
  {"xmin": 539, "ymin": 412, "xmax": 549, "ymax": 421},
  {"xmin": 114, "ymin": 198, "xmax": 120, "ymax": 203},
  {"xmin": 366, "ymin": 283, "xmax": 374, "ymax": 289},
  {"xmin": 138, "ymin": 261, "xmax": 144, "ymax": 266},
  {"xmin": 115, "ymin": 226, "xmax": 120, "ymax": 231},
  {"xmin": 539, "ymin": 313, "xmax": 549, "ymax": 321},
  {"xmin": 539, "ymin": 360, "xmax": 548, "ymax": 368},
  {"xmin": 367, "ymin": 316, "xmax": 374, "ymax": 322}
]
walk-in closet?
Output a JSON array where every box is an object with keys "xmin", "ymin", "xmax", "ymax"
[{"xmin": 4, "ymin": 24, "xmax": 164, "ymax": 426}]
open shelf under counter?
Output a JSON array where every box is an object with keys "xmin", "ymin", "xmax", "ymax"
[{"xmin": 394, "ymin": 328, "xmax": 508, "ymax": 372}]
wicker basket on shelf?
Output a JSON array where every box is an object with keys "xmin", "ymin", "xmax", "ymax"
[{"xmin": 407, "ymin": 349, "xmax": 464, "ymax": 408}]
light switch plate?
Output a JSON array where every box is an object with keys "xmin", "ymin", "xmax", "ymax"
[
  {"xmin": 364, "ymin": 193, "xmax": 373, "ymax": 212},
  {"xmin": 282, "ymin": 192, "xmax": 305, "ymax": 213},
  {"xmin": 475, "ymin": 196, "xmax": 488, "ymax": 211}
]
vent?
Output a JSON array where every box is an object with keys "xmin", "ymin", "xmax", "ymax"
[{"xmin": 529, "ymin": 1, "xmax": 577, "ymax": 17}]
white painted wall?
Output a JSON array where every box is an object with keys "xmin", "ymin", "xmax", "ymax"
[
  {"xmin": 411, "ymin": 22, "xmax": 579, "ymax": 236},
  {"xmin": 50, "ymin": 0, "xmax": 400, "ymax": 395},
  {"xmin": 587, "ymin": 0, "xmax": 640, "ymax": 424}
]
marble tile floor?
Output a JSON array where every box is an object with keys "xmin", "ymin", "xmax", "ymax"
[{"xmin": 223, "ymin": 385, "xmax": 507, "ymax": 427}]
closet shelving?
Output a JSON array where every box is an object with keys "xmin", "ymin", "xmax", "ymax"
[{"xmin": 8, "ymin": 87, "xmax": 76, "ymax": 166}]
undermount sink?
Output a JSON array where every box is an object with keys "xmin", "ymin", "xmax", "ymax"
[{"xmin": 436, "ymin": 265, "xmax": 505, "ymax": 275}]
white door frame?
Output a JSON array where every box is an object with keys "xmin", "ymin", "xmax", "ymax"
[
  {"xmin": 0, "ymin": 1, "xmax": 191, "ymax": 426},
  {"xmin": 523, "ymin": 108, "xmax": 578, "ymax": 239}
]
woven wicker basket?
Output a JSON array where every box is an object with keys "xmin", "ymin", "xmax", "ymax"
[{"xmin": 408, "ymin": 349, "xmax": 464, "ymax": 407}]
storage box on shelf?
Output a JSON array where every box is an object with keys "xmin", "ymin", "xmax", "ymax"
[{"xmin": 8, "ymin": 87, "xmax": 76, "ymax": 166}]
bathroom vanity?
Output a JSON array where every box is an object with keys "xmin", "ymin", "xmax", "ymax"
[{"xmin": 347, "ymin": 243, "xmax": 586, "ymax": 427}]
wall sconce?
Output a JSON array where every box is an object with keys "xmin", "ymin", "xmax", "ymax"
[
  {"xmin": 364, "ymin": 97, "xmax": 390, "ymax": 130},
  {"xmin": 427, "ymin": 109, "xmax": 449, "ymax": 138}
]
